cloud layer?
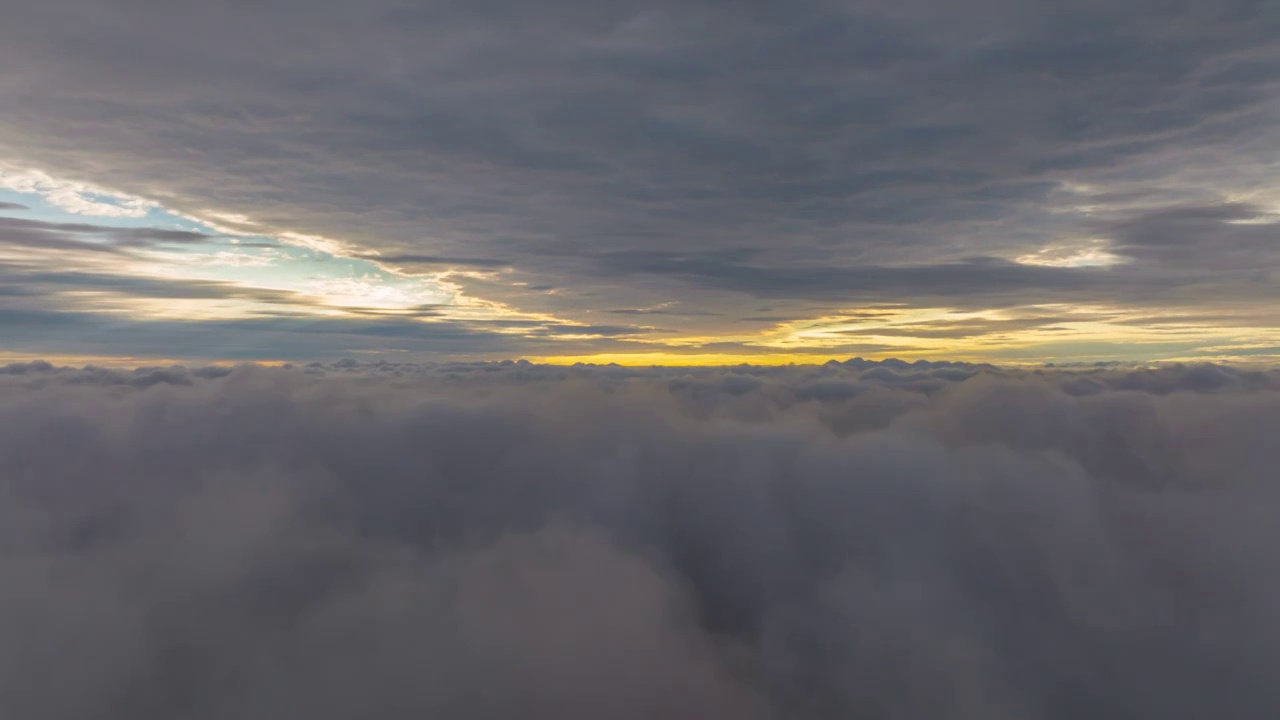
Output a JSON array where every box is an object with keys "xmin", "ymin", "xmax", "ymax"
[
  {"xmin": 1, "ymin": 1, "xmax": 1278, "ymax": 363},
  {"xmin": 3, "ymin": 360, "xmax": 1279, "ymax": 718}
]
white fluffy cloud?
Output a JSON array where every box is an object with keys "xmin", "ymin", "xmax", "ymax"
[{"xmin": 1, "ymin": 359, "xmax": 1278, "ymax": 718}]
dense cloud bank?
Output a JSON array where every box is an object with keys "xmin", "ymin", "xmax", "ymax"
[{"xmin": 2, "ymin": 359, "xmax": 1279, "ymax": 719}]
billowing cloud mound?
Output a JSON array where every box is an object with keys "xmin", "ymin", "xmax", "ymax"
[{"xmin": 2, "ymin": 360, "xmax": 1279, "ymax": 719}]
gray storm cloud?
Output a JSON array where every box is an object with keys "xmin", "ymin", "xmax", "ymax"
[{"xmin": 2, "ymin": 359, "xmax": 1279, "ymax": 719}]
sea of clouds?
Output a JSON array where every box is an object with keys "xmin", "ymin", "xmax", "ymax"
[{"xmin": 2, "ymin": 358, "xmax": 1278, "ymax": 719}]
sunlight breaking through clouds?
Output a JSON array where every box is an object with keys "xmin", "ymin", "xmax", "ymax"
[
  {"xmin": 1015, "ymin": 241, "xmax": 1127, "ymax": 268},
  {"xmin": 1, "ymin": 6, "xmax": 1279, "ymax": 717},
  {"xmin": 0, "ymin": 1, "xmax": 1277, "ymax": 365},
  {"xmin": 0, "ymin": 165, "xmax": 156, "ymax": 218}
]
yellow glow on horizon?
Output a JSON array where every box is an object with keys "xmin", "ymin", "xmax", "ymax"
[
  {"xmin": 6, "ymin": 164, "xmax": 1278, "ymax": 369},
  {"xmin": 521, "ymin": 350, "xmax": 983, "ymax": 367}
]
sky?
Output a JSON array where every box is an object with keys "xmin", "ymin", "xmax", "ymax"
[
  {"xmin": 1, "ymin": 0, "xmax": 1279, "ymax": 365},
  {"xmin": 5, "ymin": 5, "xmax": 1280, "ymax": 713}
]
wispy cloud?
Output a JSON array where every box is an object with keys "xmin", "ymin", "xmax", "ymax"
[{"xmin": 0, "ymin": 166, "xmax": 156, "ymax": 217}]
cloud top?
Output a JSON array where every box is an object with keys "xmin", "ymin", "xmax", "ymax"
[{"xmin": 2, "ymin": 360, "xmax": 1278, "ymax": 718}]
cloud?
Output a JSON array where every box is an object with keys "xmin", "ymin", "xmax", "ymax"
[
  {"xmin": 0, "ymin": 0, "xmax": 1276, "ymax": 338},
  {"xmin": 0, "ymin": 216, "xmax": 214, "ymax": 258},
  {"xmin": 0, "ymin": 202, "xmax": 27, "ymax": 211},
  {"xmin": 1101, "ymin": 202, "xmax": 1280, "ymax": 271},
  {"xmin": 0, "ymin": 303, "xmax": 666, "ymax": 361},
  {"xmin": 0, "ymin": 166, "xmax": 155, "ymax": 217},
  {"xmin": 0, "ymin": 361, "xmax": 1278, "ymax": 717},
  {"xmin": 594, "ymin": 251, "xmax": 1128, "ymax": 305},
  {"xmin": 0, "ymin": 267, "xmax": 325, "ymax": 309},
  {"xmin": 587, "ymin": 200, "xmax": 1280, "ymax": 308},
  {"xmin": 361, "ymin": 254, "xmax": 514, "ymax": 268}
]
